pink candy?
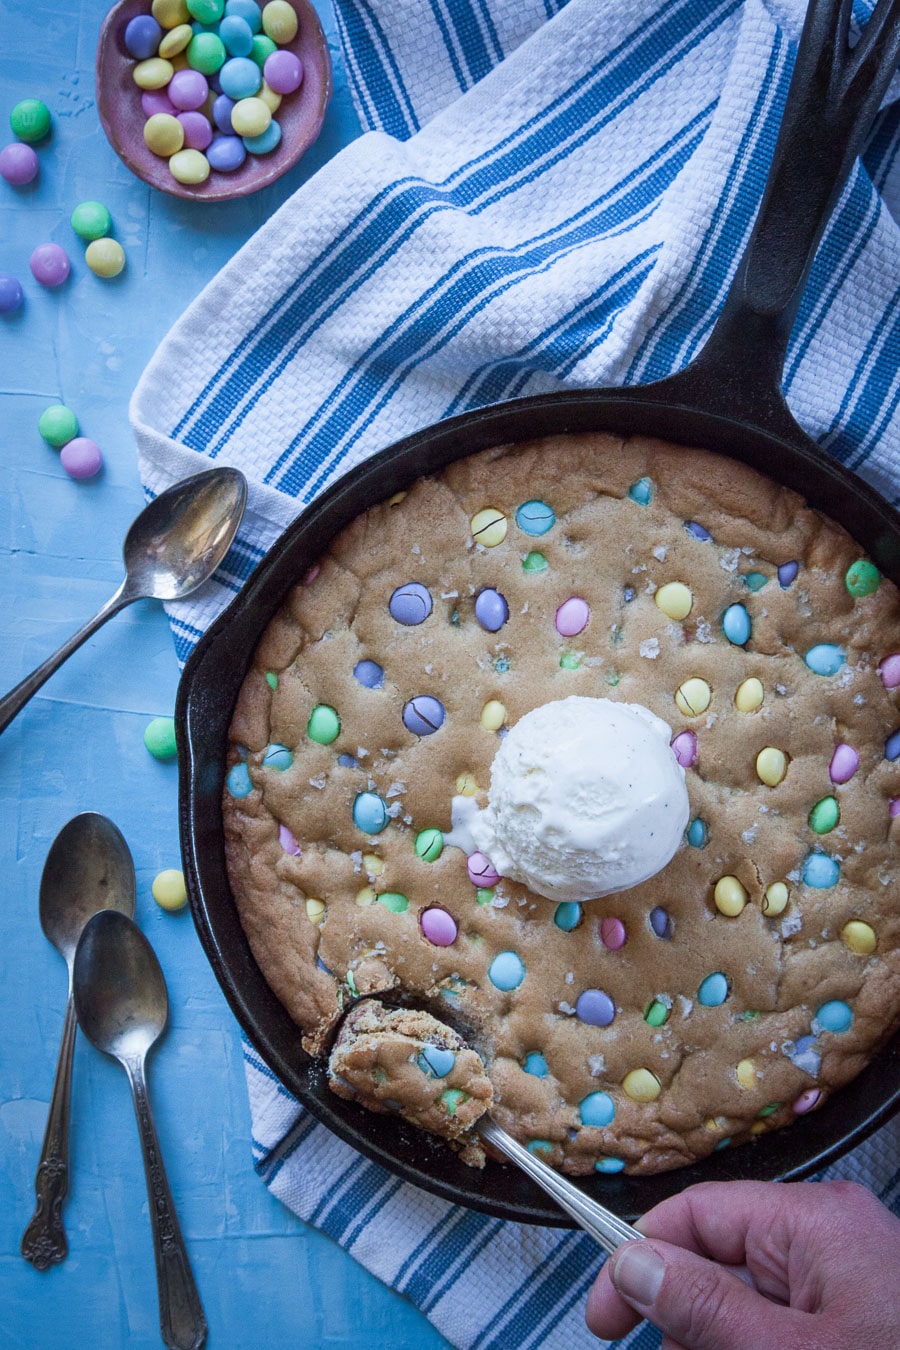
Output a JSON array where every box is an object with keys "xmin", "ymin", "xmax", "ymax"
[
  {"xmin": 420, "ymin": 906, "xmax": 458, "ymax": 946},
  {"xmin": 555, "ymin": 596, "xmax": 590, "ymax": 637},
  {"xmin": 467, "ymin": 851, "xmax": 500, "ymax": 886},
  {"xmin": 599, "ymin": 916, "xmax": 626, "ymax": 950},
  {"xmin": 278, "ymin": 823, "xmax": 301, "ymax": 854},
  {"xmin": 671, "ymin": 730, "xmax": 698, "ymax": 768},
  {"xmin": 829, "ymin": 743, "xmax": 859, "ymax": 784},
  {"xmin": 879, "ymin": 654, "xmax": 900, "ymax": 689},
  {"xmin": 792, "ymin": 1088, "xmax": 822, "ymax": 1115}
]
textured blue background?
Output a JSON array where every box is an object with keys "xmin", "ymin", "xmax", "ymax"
[{"xmin": 0, "ymin": 2, "xmax": 448, "ymax": 1344}]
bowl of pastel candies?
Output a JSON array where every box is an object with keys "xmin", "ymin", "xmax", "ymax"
[{"xmin": 96, "ymin": 0, "xmax": 331, "ymax": 201}]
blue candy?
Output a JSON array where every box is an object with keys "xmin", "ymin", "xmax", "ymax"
[
  {"xmin": 226, "ymin": 762, "xmax": 252, "ymax": 797},
  {"xmin": 474, "ymin": 587, "xmax": 509, "ymax": 631},
  {"xmin": 650, "ymin": 906, "xmax": 673, "ymax": 939},
  {"xmin": 885, "ymin": 729, "xmax": 900, "ymax": 761},
  {"xmin": 389, "ymin": 581, "xmax": 432, "ymax": 625},
  {"xmin": 579, "ymin": 1092, "xmax": 616, "ymax": 1128},
  {"xmin": 595, "ymin": 1157, "xmax": 626, "ymax": 1174},
  {"xmin": 802, "ymin": 851, "xmax": 840, "ymax": 888},
  {"xmin": 219, "ymin": 56, "xmax": 262, "ymax": 100},
  {"xmin": 627, "ymin": 477, "xmax": 653, "ymax": 505},
  {"xmin": 686, "ymin": 818, "xmax": 708, "ymax": 848},
  {"xmin": 402, "ymin": 695, "xmax": 445, "ymax": 736},
  {"xmin": 722, "ymin": 603, "xmax": 752, "ymax": 645},
  {"xmin": 778, "ymin": 561, "xmax": 799, "ymax": 588},
  {"xmin": 354, "ymin": 658, "xmax": 384, "ymax": 688},
  {"xmin": 523, "ymin": 1052, "xmax": 548, "ymax": 1077},
  {"xmin": 225, "ymin": 0, "xmax": 262, "ymax": 31},
  {"xmin": 125, "ymin": 14, "xmax": 162, "ymax": 59},
  {"xmin": 515, "ymin": 500, "xmax": 556, "ymax": 535},
  {"xmin": 244, "ymin": 120, "xmax": 282, "ymax": 154},
  {"xmin": 352, "ymin": 791, "xmax": 389, "ymax": 834},
  {"xmin": 218, "ymin": 13, "xmax": 254, "ymax": 54},
  {"xmin": 805, "ymin": 644, "xmax": 845, "ymax": 676},
  {"xmin": 698, "ymin": 972, "xmax": 729, "ymax": 1006},
  {"xmin": 814, "ymin": 1000, "xmax": 853, "ymax": 1034},
  {"xmin": 206, "ymin": 135, "xmax": 246, "ymax": 172},
  {"xmin": 488, "ymin": 950, "xmax": 526, "ymax": 991},
  {"xmin": 418, "ymin": 1045, "xmax": 456, "ymax": 1078},
  {"xmin": 527, "ymin": 1140, "xmax": 553, "ymax": 1158},
  {"xmin": 685, "ymin": 520, "xmax": 712, "ymax": 541},
  {"xmin": 262, "ymin": 743, "xmax": 292, "ymax": 770},
  {"xmin": 553, "ymin": 902, "xmax": 582, "ymax": 931}
]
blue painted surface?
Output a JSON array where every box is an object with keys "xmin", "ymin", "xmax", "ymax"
[{"xmin": 0, "ymin": 3, "xmax": 449, "ymax": 1345}]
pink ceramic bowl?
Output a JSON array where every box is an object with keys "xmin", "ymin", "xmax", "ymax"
[{"xmin": 96, "ymin": 0, "xmax": 332, "ymax": 202}]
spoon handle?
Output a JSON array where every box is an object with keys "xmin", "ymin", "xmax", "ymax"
[
  {"xmin": 479, "ymin": 1118, "xmax": 643, "ymax": 1255},
  {"xmin": 126, "ymin": 1057, "xmax": 207, "ymax": 1350},
  {"xmin": 21, "ymin": 993, "xmax": 77, "ymax": 1269},
  {"xmin": 0, "ymin": 580, "xmax": 133, "ymax": 735}
]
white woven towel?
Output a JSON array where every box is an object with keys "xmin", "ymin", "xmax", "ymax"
[{"xmin": 131, "ymin": 1, "xmax": 900, "ymax": 1345}]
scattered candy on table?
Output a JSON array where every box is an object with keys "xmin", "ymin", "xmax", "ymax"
[
  {"xmin": 9, "ymin": 98, "xmax": 52, "ymax": 143},
  {"xmin": 59, "ymin": 437, "xmax": 103, "ymax": 480},
  {"xmin": 0, "ymin": 273, "xmax": 24, "ymax": 313},
  {"xmin": 152, "ymin": 868, "xmax": 188, "ymax": 911},
  {"xmin": 85, "ymin": 238, "xmax": 126, "ymax": 278},
  {"xmin": 0, "ymin": 142, "xmax": 39, "ymax": 185},
  {"xmin": 39, "ymin": 404, "xmax": 79, "ymax": 446},
  {"xmin": 70, "ymin": 200, "xmax": 113, "ymax": 240},
  {"xmin": 29, "ymin": 242, "xmax": 70, "ymax": 287},
  {"xmin": 144, "ymin": 715, "xmax": 178, "ymax": 759}
]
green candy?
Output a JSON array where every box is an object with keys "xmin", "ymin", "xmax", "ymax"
[
  {"xmin": 415, "ymin": 828, "xmax": 443, "ymax": 862},
  {"xmin": 378, "ymin": 891, "xmax": 408, "ymax": 913},
  {"xmin": 187, "ymin": 0, "xmax": 224, "ymax": 21},
  {"xmin": 559, "ymin": 652, "xmax": 581, "ymax": 670},
  {"xmin": 11, "ymin": 98, "xmax": 51, "ymax": 143},
  {"xmin": 845, "ymin": 559, "xmax": 880, "ymax": 597},
  {"xmin": 307, "ymin": 704, "xmax": 340, "ymax": 744},
  {"xmin": 265, "ymin": 671, "xmax": 278, "ymax": 690},
  {"xmin": 743, "ymin": 571, "xmax": 769, "ymax": 592},
  {"xmin": 39, "ymin": 403, "xmax": 79, "ymax": 448},
  {"xmin": 251, "ymin": 34, "xmax": 277, "ymax": 67},
  {"xmin": 143, "ymin": 716, "xmax": 177, "ymax": 760},
  {"xmin": 440, "ymin": 1088, "xmax": 468, "ymax": 1116},
  {"xmin": 187, "ymin": 32, "xmax": 226, "ymax": 73},
  {"xmin": 757, "ymin": 1102, "xmax": 781, "ymax": 1118},
  {"xmin": 644, "ymin": 999, "xmax": 669, "ymax": 1028},
  {"xmin": 71, "ymin": 201, "xmax": 112, "ymax": 241},
  {"xmin": 522, "ymin": 550, "xmax": 548, "ymax": 573},
  {"xmin": 475, "ymin": 887, "xmax": 494, "ymax": 906},
  {"xmin": 809, "ymin": 795, "xmax": 840, "ymax": 834}
]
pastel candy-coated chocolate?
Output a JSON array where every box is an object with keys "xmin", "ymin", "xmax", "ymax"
[
  {"xmin": 243, "ymin": 120, "xmax": 281, "ymax": 153},
  {"xmin": 153, "ymin": 0, "xmax": 192, "ymax": 25},
  {"xmin": 159, "ymin": 22, "xmax": 193, "ymax": 56},
  {"xmin": 262, "ymin": 742, "xmax": 292, "ymax": 770},
  {"xmin": 188, "ymin": 0, "xmax": 225, "ymax": 21},
  {"xmin": 212, "ymin": 92, "xmax": 236, "ymax": 131},
  {"xmin": 467, "ymin": 851, "xmax": 500, "ymax": 886},
  {"xmin": 152, "ymin": 868, "xmax": 188, "ymax": 911},
  {"xmin": 206, "ymin": 134, "xmax": 246, "ymax": 170},
  {"xmin": 125, "ymin": 14, "xmax": 163, "ymax": 58},
  {"xmin": 814, "ymin": 999, "xmax": 853, "ymax": 1033},
  {"xmin": 803, "ymin": 851, "xmax": 840, "ymax": 888},
  {"xmin": 262, "ymin": 0, "xmax": 298, "ymax": 42},
  {"xmin": 879, "ymin": 653, "xmax": 900, "ymax": 689},
  {"xmin": 418, "ymin": 1045, "xmax": 455, "ymax": 1077},
  {"xmin": 649, "ymin": 906, "xmax": 672, "ymax": 939},
  {"xmin": 420, "ymin": 907, "xmax": 458, "ymax": 946},
  {"xmin": 134, "ymin": 56, "xmax": 175, "ymax": 89},
  {"xmin": 0, "ymin": 274, "xmax": 24, "ymax": 313},
  {"xmin": 226, "ymin": 0, "xmax": 262, "ymax": 30},
  {"xmin": 743, "ymin": 571, "xmax": 768, "ymax": 591},
  {"xmin": 595, "ymin": 1157, "xmax": 626, "ymax": 1173},
  {"xmin": 686, "ymin": 817, "xmax": 708, "ymax": 847},
  {"xmin": 778, "ymin": 560, "xmax": 799, "ymax": 587},
  {"xmin": 792, "ymin": 1088, "xmax": 822, "ymax": 1114},
  {"xmin": 579, "ymin": 1091, "xmax": 616, "ymax": 1127},
  {"xmin": 674, "ymin": 677, "xmax": 710, "ymax": 716},
  {"xmin": 515, "ymin": 499, "xmax": 555, "ymax": 535},
  {"xmin": 488, "ymin": 950, "xmax": 526, "ymax": 991},
  {"xmin": 722, "ymin": 602, "xmax": 752, "ymax": 645},
  {"xmin": 169, "ymin": 148, "xmax": 211, "ymax": 183},
  {"xmin": 0, "ymin": 141, "xmax": 39, "ymax": 185},
  {"xmin": 845, "ymin": 559, "xmax": 880, "ymax": 597},
  {"xmin": 684, "ymin": 520, "xmax": 712, "ymax": 541},
  {"xmin": 178, "ymin": 110, "xmax": 214, "ymax": 150},
  {"xmin": 475, "ymin": 587, "xmax": 509, "ymax": 631},
  {"xmin": 219, "ymin": 54, "xmax": 262, "ymax": 98},
  {"xmin": 353, "ymin": 791, "xmax": 389, "ymax": 834},
  {"xmin": 219, "ymin": 13, "xmax": 254, "ymax": 54},
  {"xmin": 714, "ymin": 875, "xmax": 747, "ymax": 916},
  {"xmin": 698, "ymin": 972, "xmax": 729, "ymax": 1006},
  {"xmin": 841, "ymin": 920, "xmax": 876, "ymax": 954},
  {"xmin": 655, "ymin": 581, "xmax": 692, "ymax": 620},
  {"xmin": 39, "ymin": 403, "xmax": 79, "ymax": 446},
  {"xmin": 599, "ymin": 916, "xmax": 626, "ymax": 949},
  {"xmin": 60, "ymin": 437, "xmax": 103, "ymax": 479},
  {"xmin": 756, "ymin": 746, "xmax": 788, "ymax": 786},
  {"xmin": 307, "ymin": 704, "xmax": 340, "ymax": 744},
  {"xmin": 809, "ymin": 796, "xmax": 839, "ymax": 834},
  {"xmin": 143, "ymin": 715, "xmax": 177, "ymax": 759},
  {"xmin": 85, "ymin": 240, "xmax": 126, "ymax": 278},
  {"xmin": 169, "ymin": 68, "xmax": 210, "ymax": 109},
  {"xmin": 30, "ymin": 243, "xmax": 70, "ymax": 287},
  {"xmin": 10, "ymin": 98, "xmax": 52, "ymax": 142},
  {"xmin": 414, "ymin": 828, "xmax": 443, "ymax": 862},
  {"xmin": 389, "ymin": 582, "xmax": 432, "ymax": 624},
  {"xmin": 523, "ymin": 1052, "xmax": 548, "ymax": 1077},
  {"xmin": 278, "ymin": 822, "xmax": 300, "ymax": 854},
  {"xmin": 470, "ymin": 507, "xmax": 507, "ymax": 546},
  {"xmin": 671, "ymin": 730, "xmax": 697, "ymax": 767},
  {"xmin": 805, "ymin": 643, "xmax": 845, "ymax": 675},
  {"xmin": 354, "ymin": 658, "xmax": 384, "ymax": 688},
  {"xmin": 145, "ymin": 112, "xmax": 185, "ymax": 155},
  {"xmin": 522, "ymin": 550, "xmax": 548, "ymax": 572},
  {"xmin": 555, "ymin": 596, "xmax": 589, "ymax": 636},
  {"xmin": 71, "ymin": 200, "xmax": 112, "ymax": 240},
  {"xmin": 231, "ymin": 96, "xmax": 271, "ymax": 136},
  {"xmin": 885, "ymin": 728, "xmax": 900, "ymax": 761},
  {"xmin": 264, "ymin": 48, "xmax": 303, "ymax": 93},
  {"xmin": 553, "ymin": 902, "xmax": 581, "ymax": 931},
  {"xmin": 575, "ymin": 989, "xmax": 615, "ymax": 1026},
  {"xmin": 402, "ymin": 694, "xmax": 445, "ymax": 735},
  {"xmin": 627, "ymin": 476, "xmax": 653, "ymax": 505},
  {"xmin": 623, "ymin": 1068, "xmax": 661, "ymax": 1102},
  {"xmin": 142, "ymin": 88, "xmax": 177, "ymax": 116},
  {"xmin": 187, "ymin": 32, "xmax": 227, "ymax": 73},
  {"xmin": 227, "ymin": 761, "xmax": 252, "ymax": 796}
]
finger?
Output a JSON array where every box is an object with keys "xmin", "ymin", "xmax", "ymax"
[
  {"xmin": 585, "ymin": 1259, "xmax": 642, "ymax": 1341},
  {"xmin": 603, "ymin": 1237, "xmax": 812, "ymax": 1350},
  {"xmin": 634, "ymin": 1181, "xmax": 783, "ymax": 1264}
]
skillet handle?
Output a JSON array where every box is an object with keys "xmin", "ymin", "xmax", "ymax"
[{"xmin": 656, "ymin": 0, "xmax": 900, "ymax": 441}]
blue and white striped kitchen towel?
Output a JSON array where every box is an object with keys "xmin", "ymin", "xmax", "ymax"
[{"xmin": 130, "ymin": 0, "xmax": 900, "ymax": 1345}]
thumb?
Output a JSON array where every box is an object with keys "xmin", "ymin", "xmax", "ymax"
[{"xmin": 605, "ymin": 1239, "xmax": 807, "ymax": 1350}]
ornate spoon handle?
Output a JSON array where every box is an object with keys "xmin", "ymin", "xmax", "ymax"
[
  {"xmin": 21, "ymin": 993, "xmax": 77, "ymax": 1269},
  {"xmin": 126, "ymin": 1056, "xmax": 207, "ymax": 1350}
]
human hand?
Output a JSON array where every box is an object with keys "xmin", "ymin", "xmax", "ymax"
[{"xmin": 586, "ymin": 1179, "xmax": 900, "ymax": 1349}]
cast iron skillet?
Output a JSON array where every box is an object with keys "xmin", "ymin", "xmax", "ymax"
[{"xmin": 178, "ymin": 0, "xmax": 900, "ymax": 1225}]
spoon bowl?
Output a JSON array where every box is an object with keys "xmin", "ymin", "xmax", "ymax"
[
  {"xmin": 74, "ymin": 910, "xmax": 207, "ymax": 1350},
  {"xmin": 0, "ymin": 466, "xmax": 246, "ymax": 735},
  {"xmin": 21, "ymin": 814, "xmax": 135, "ymax": 1270}
]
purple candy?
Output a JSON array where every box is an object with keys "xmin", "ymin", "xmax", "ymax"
[
  {"xmin": 650, "ymin": 906, "xmax": 673, "ymax": 939},
  {"xmin": 575, "ymin": 989, "xmax": 615, "ymax": 1027},
  {"xmin": 599, "ymin": 916, "xmax": 626, "ymax": 950},
  {"xmin": 60, "ymin": 437, "xmax": 103, "ymax": 480},
  {"xmin": 671, "ymin": 730, "xmax": 698, "ymax": 767},
  {"xmin": 206, "ymin": 135, "xmax": 246, "ymax": 171},
  {"xmin": 467, "ymin": 852, "xmax": 500, "ymax": 887},
  {"xmin": 420, "ymin": 907, "xmax": 458, "ymax": 947},
  {"xmin": 555, "ymin": 596, "xmax": 590, "ymax": 636},
  {"xmin": 685, "ymin": 520, "xmax": 712, "ymax": 541},
  {"xmin": 168, "ymin": 69, "xmax": 209, "ymax": 111},
  {"xmin": 264, "ymin": 49, "xmax": 304, "ymax": 94},
  {"xmin": 353, "ymin": 658, "xmax": 384, "ymax": 689},
  {"xmin": 879, "ymin": 653, "xmax": 900, "ymax": 689},
  {"xmin": 30, "ymin": 243, "xmax": 70, "ymax": 288},
  {"xmin": 885, "ymin": 729, "xmax": 900, "ymax": 762},
  {"xmin": 0, "ymin": 142, "xmax": 39, "ymax": 185},
  {"xmin": 142, "ymin": 89, "xmax": 176, "ymax": 117},
  {"xmin": 403, "ymin": 695, "xmax": 445, "ymax": 736},
  {"xmin": 389, "ymin": 581, "xmax": 432, "ymax": 625},
  {"xmin": 778, "ymin": 560, "xmax": 799, "ymax": 588},
  {"xmin": 829, "ymin": 743, "xmax": 859, "ymax": 784},
  {"xmin": 212, "ymin": 93, "xmax": 236, "ymax": 133},
  {"xmin": 124, "ymin": 13, "xmax": 163, "ymax": 59},
  {"xmin": 178, "ymin": 111, "xmax": 213, "ymax": 151},
  {"xmin": 278, "ymin": 823, "xmax": 300, "ymax": 854},
  {"xmin": 475, "ymin": 587, "xmax": 509, "ymax": 632},
  {"xmin": 0, "ymin": 273, "xmax": 24, "ymax": 313}
]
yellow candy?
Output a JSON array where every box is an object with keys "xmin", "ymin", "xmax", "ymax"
[
  {"xmin": 762, "ymin": 881, "xmax": 789, "ymax": 916},
  {"xmin": 258, "ymin": 80, "xmax": 283, "ymax": 113},
  {"xmin": 704, "ymin": 1116, "xmax": 728, "ymax": 1132},
  {"xmin": 655, "ymin": 581, "xmax": 692, "ymax": 621},
  {"xmin": 85, "ymin": 239, "xmax": 126, "ymax": 279},
  {"xmin": 756, "ymin": 746, "xmax": 788, "ymax": 786},
  {"xmin": 355, "ymin": 887, "xmax": 377, "ymax": 907},
  {"xmin": 262, "ymin": 0, "xmax": 299, "ymax": 42},
  {"xmin": 622, "ymin": 1068, "xmax": 661, "ymax": 1103},
  {"xmin": 231, "ymin": 96, "xmax": 272, "ymax": 137},
  {"xmin": 144, "ymin": 112, "xmax": 185, "ymax": 157},
  {"xmin": 169, "ymin": 148, "xmax": 211, "ymax": 184},
  {"xmin": 481, "ymin": 700, "xmax": 506, "ymax": 731},
  {"xmin": 388, "ymin": 490, "xmax": 407, "ymax": 506},
  {"xmin": 456, "ymin": 772, "xmax": 478, "ymax": 796},
  {"xmin": 133, "ymin": 57, "xmax": 175, "ymax": 89},
  {"xmin": 734, "ymin": 677, "xmax": 764, "ymax": 712},
  {"xmin": 470, "ymin": 507, "xmax": 507, "ymax": 547},
  {"xmin": 674, "ymin": 677, "xmax": 711, "ymax": 716},
  {"xmin": 362, "ymin": 853, "xmax": 384, "ymax": 877},
  {"xmin": 152, "ymin": 0, "xmax": 191, "ymax": 26},
  {"xmin": 714, "ymin": 875, "xmax": 748, "ymax": 917},
  {"xmin": 736, "ymin": 1059, "xmax": 757, "ymax": 1090},
  {"xmin": 750, "ymin": 1120, "xmax": 768, "ymax": 1136},
  {"xmin": 152, "ymin": 868, "xmax": 188, "ymax": 911},
  {"xmin": 159, "ymin": 22, "xmax": 193, "ymax": 57},
  {"xmin": 305, "ymin": 897, "xmax": 326, "ymax": 924},
  {"xmin": 841, "ymin": 920, "xmax": 876, "ymax": 954}
]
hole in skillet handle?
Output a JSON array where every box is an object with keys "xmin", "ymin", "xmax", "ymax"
[{"xmin": 177, "ymin": 0, "xmax": 900, "ymax": 1225}]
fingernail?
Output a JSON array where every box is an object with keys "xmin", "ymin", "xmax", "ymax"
[{"xmin": 611, "ymin": 1243, "xmax": 665, "ymax": 1306}]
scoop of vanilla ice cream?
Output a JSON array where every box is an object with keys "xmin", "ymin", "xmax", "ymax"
[{"xmin": 470, "ymin": 695, "xmax": 689, "ymax": 902}]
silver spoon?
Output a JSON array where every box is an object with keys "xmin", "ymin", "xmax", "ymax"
[
  {"xmin": 21, "ymin": 813, "xmax": 136, "ymax": 1271},
  {"xmin": 73, "ymin": 909, "xmax": 207, "ymax": 1350},
  {"xmin": 0, "ymin": 466, "xmax": 247, "ymax": 735}
]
